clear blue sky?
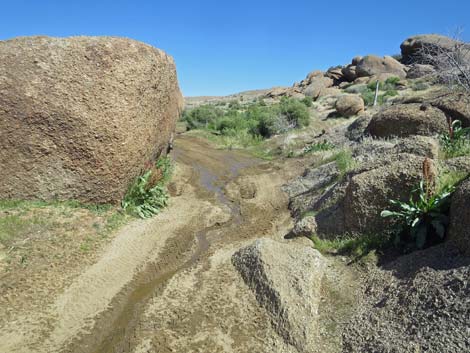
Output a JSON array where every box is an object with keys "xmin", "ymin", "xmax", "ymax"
[{"xmin": 1, "ymin": 0, "xmax": 469, "ymax": 96}]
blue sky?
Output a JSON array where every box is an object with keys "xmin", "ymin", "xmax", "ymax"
[{"xmin": 1, "ymin": 0, "xmax": 469, "ymax": 96}]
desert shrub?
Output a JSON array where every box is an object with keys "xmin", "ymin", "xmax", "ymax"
[
  {"xmin": 228, "ymin": 100, "xmax": 241, "ymax": 109},
  {"xmin": 383, "ymin": 89, "xmax": 398, "ymax": 97},
  {"xmin": 411, "ymin": 81, "xmax": 430, "ymax": 91},
  {"xmin": 334, "ymin": 149, "xmax": 356, "ymax": 176},
  {"xmin": 361, "ymin": 89, "xmax": 384, "ymax": 106},
  {"xmin": 440, "ymin": 119, "xmax": 470, "ymax": 158},
  {"xmin": 121, "ymin": 157, "xmax": 172, "ymax": 219},
  {"xmin": 301, "ymin": 96, "xmax": 313, "ymax": 107},
  {"xmin": 279, "ymin": 97, "xmax": 310, "ymax": 128},
  {"xmin": 182, "ymin": 98, "xmax": 311, "ymax": 143},
  {"xmin": 366, "ymin": 76, "xmax": 400, "ymax": 92},
  {"xmin": 218, "ymin": 128, "xmax": 263, "ymax": 149},
  {"xmin": 182, "ymin": 105, "xmax": 224, "ymax": 129}
]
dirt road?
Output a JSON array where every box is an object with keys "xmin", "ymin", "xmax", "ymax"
[{"xmin": 0, "ymin": 134, "xmax": 308, "ymax": 353}]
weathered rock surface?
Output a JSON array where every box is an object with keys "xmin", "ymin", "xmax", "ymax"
[
  {"xmin": 356, "ymin": 55, "xmax": 406, "ymax": 79},
  {"xmin": 366, "ymin": 103, "xmax": 448, "ymax": 138},
  {"xmin": 335, "ymin": 95, "xmax": 365, "ymax": 117},
  {"xmin": 343, "ymin": 244, "xmax": 470, "ymax": 353},
  {"xmin": 266, "ymin": 87, "xmax": 305, "ymax": 100},
  {"xmin": 0, "ymin": 36, "xmax": 183, "ymax": 204},
  {"xmin": 290, "ymin": 153, "xmax": 428, "ymax": 237},
  {"xmin": 406, "ymin": 63, "xmax": 435, "ymax": 79},
  {"xmin": 325, "ymin": 66, "xmax": 345, "ymax": 84},
  {"xmin": 394, "ymin": 135, "xmax": 440, "ymax": 159},
  {"xmin": 401, "ymin": 34, "xmax": 467, "ymax": 64},
  {"xmin": 431, "ymin": 92, "xmax": 470, "ymax": 127},
  {"xmin": 345, "ymin": 115, "xmax": 372, "ymax": 141},
  {"xmin": 303, "ymin": 77, "xmax": 334, "ymax": 99},
  {"xmin": 341, "ymin": 65, "xmax": 357, "ymax": 82},
  {"xmin": 449, "ymin": 178, "xmax": 470, "ymax": 255},
  {"xmin": 232, "ymin": 238, "xmax": 326, "ymax": 353}
]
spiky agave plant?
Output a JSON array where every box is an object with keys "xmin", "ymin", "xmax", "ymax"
[{"xmin": 381, "ymin": 158, "xmax": 455, "ymax": 249}]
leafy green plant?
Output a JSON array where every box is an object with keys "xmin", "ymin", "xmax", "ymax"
[
  {"xmin": 121, "ymin": 158, "xmax": 172, "ymax": 219},
  {"xmin": 302, "ymin": 140, "xmax": 335, "ymax": 154},
  {"xmin": 440, "ymin": 119, "xmax": 470, "ymax": 158},
  {"xmin": 381, "ymin": 180, "xmax": 455, "ymax": 249}
]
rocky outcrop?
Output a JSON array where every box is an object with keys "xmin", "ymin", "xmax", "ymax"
[
  {"xmin": 266, "ymin": 86, "xmax": 305, "ymax": 100},
  {"xmin": 366, "ymin": 103, "xmax": 448, "ymax": 138},
  {"xmin": 448, "ymin": 179, "xmax": 470, "ymax": 255},
  {"xmin": 394, "ymin": 135, "xmax": 440, "ymax": 159},
  {"xmin": 303, "ymin": 76, "xmax": 334, "ymax": 99},
  {"xmin": 325, "ymin": 66, "xmax": 345, "ymax": 84},
  {"xmin": 345, "ymin": 115, "xmax": 373, "ymax": 141},
  {"xmin": 289, "ymin": 153, "xmax": 428, "ymax": 237},
  {"xmin": 335, "ymin": 95, "xmax": 365, "ymax": 117},
  {"xmin": 431, "ymin": 92, "xmax": 470, "ymax": 127},
  {"xmin": 0, "ymin": 36, "xmax": 183, "ymax": 204},
  {"xmin": 406, "ymin": 63, "xmax": 436, "ymax": 79},
  {"xmin": 232, "ymin": 238, "xmax": 326, "ymax": 352},
  {"xmin": 400, "ymin": 34, "xmax": 467, "ymax": 64},
  {"xmin": 356, "ymin": 55, "xmax": 406, "ymax": 79},
  {"xmin": 341, "ymin": 65, "xmax": 357, "ymax": 82}
]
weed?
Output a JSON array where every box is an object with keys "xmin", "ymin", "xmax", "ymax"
[
  {"xmin": 121, "ymin": 157, "xmax": 172, "ymax": 219},
  {"xmin": 440, "ymin": 119, "xmax": 470, "ymax": 158},
  {"xmin": 310, "ymin": 233, "xmax": 391, "ymax": 260},
  {"xmin": 334, "ymin": 149, "xmax": 356, "ymax": 177},
  {"xmin": 302, "ymin": 140, "xmax": 335, "ymax": 155}
]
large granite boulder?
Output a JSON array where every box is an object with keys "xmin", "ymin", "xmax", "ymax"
[
  {"xmin": 366, "ymin": 103, "xmax": 448, "ymax": 138},
  {"xmin": 335, "ymin": 95, "xmax": 365, "ymax": 117},
  {"xmin": 356, "ymin": 55, "xmax": 407, "ymax": 79},
  {"xmin": 400, "ymin": 34, "xmax": 468, "ymax": 64},
  {"xmin": 431, "ymin": 92, "xmax": 470, "ymax": 127},
  {"xmin": 0, "ymin": 36, "xmax": 183, "ymax": 204},
  {"xmin": 232, "ymin": 238, "xmax": 326, "ymax": 353},
  {"xmin": 289, "ymin": 153, "xmax": 430, "ymax": 237}
]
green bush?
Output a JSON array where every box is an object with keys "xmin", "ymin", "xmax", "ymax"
[
  {"xmin": 301, "ymin": 96, "xmax": 313, "ymax": 107},
  {"xmin": 182, "ymin": 105, "xmax": 224, "ymax": 130},
  {"xmin": 366, "ymin": 77, "xmax": 400, "ymax": 94},
  {"xmin": 279, "ymin": 97, "xmax": 310, "ymax": 128},
  {"xmin": 182, "ymin": 98, "xmax": 311, "ymax": 144},
  {"xmin": 121, "ymin": 157, "xmax": 172, "ymax": 219}
]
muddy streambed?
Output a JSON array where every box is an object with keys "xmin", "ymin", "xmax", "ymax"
[
  {"xmin": 75, "ymin": 136, "xmax": 260, "ymax": 353},
  {"xmin": 0, "ymin": 134, "xmax": 306, "ymax": 353}
]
